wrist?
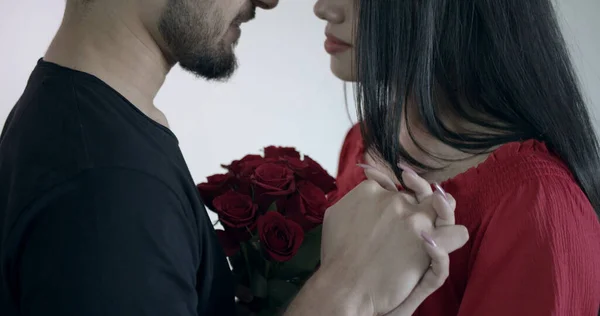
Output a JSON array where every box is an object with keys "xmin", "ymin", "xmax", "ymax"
[{"xmin": 307, "ymin": 264, "xmax": 375, "ymax": 316}]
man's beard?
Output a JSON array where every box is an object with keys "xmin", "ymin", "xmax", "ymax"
[{"xmin": 158, "ymin": 0, "xmax": 254, "ymax": 81}]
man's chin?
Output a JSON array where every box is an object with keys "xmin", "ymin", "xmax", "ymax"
[{"xmin": 179, "ymin": 53, "xmax": 238, "ymax": 81}]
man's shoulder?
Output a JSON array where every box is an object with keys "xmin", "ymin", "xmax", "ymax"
[
  {"xmin": 3, "ymin": 167, "xmax": 189, "ymax": 237},
  {"xmin": 2, "ymin": 64, "xmax": 183, "ymax": 207},
  {"xmin": 35, "ymin": 167, "xmax": 188, "ymax": 215}
]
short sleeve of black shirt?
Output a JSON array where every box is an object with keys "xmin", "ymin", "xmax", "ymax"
[
  {"xmin": 20, "ymin": 169, "xmax": 200, "ymax": 315},
  {"xmin": 0, "ymin": 59, "xmax": 235, "ymax": 315}
]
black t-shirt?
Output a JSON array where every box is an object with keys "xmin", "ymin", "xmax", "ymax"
[{"xmin": 0, "ymin": 59, "xmax": 235, "ymax": 315}]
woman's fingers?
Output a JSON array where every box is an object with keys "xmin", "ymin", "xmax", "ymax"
[
  {"xmin": 359, "ymin": 164, "xmax": 399, "ymax": 192},
  {"xmin": 383, "ymin": 235, "xmax": 451, "ymax": 316},
  {"xmin": 398, "ymin": 163, "xmax": 432, "ymax": 202},
  {"xmin": 430, "ymin": 225, "xmax": 469, "ymax": 253},
  {"xmin": 431, "ymin": 190, "xmax": 456, "ymax": 227}
]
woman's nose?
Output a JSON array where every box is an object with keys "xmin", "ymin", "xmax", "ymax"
[{"xmin": 313, "ymin": 0, "xmax": 344, "ymax": 24}]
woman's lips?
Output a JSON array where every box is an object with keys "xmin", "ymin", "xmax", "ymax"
[{"xmin": 324, "ymin": 34, "xmax": 352, "ymax": 54}]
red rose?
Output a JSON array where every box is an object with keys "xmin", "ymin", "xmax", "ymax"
[
  {"xmin": 285, "ymin": 181, "xmax": 328, "ymax": 231},
  {"xmin": 213, "ymin": 191, "xmax": 258, "ymax": 229},
  {"xmin": 197, "ymin": 173, "xmax": 233, "ymax": 209},
  {"xmin": 264, "ymin": 146, "xmax": 300, "ymax": 159},
  {"xmin": 276, "ymin": 156, "xmax": 307, "ymax": 174},
  {"xmin": 222, "ymin": 155, "xmax": 267, "ymax": 194},
  {"xmin": 251, "ymin": 163, "xmax": 296, "ymax": 208},
  {"xmin": 222, "ymin": 154, "xmax": 264, "ymax": 175},
  {"xmin": 215, "ymin": 229, "xmax": 240, "ymax": 257},
  {"xmin": 257, "ymin": 212, "xmax": 304, "ymax": 262},
  {"xmin": 302, "ymin": 155, "xmax": 336, "ymax": 194}
]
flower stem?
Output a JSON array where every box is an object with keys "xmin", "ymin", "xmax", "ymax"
[
  {"xmin": 265, "ymin": 260, "xmax": 272, "ymax": 279},
  {"xmin": 240, "ymin": 242, "xmax": 253, "ymax": 281}
]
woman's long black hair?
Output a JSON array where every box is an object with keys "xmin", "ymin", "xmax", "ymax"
[{"xmin": 354, "ymin": 0, "xmax": 600, "ymax": 216}]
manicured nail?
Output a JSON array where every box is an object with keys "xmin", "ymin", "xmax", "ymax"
[
  {"xmin": 433, "ymin": 182, "xmax": 447, "ymax": 199},
  {"xmin": 397, "ymin": 162, "xmax": 418, "ymax": 176},
  {"xmin": 421, "ymin": 231, "xmax": 437, "ymax": 247},
  {"xmin": 435, "ymin": 191, "xmax": 451, "ymax": 210}
]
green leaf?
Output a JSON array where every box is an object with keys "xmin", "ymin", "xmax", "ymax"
[
  {"xmin": 272, "ymin": 225, "xmax": 322, "ymax": 280},
  {"xmin": 267, "ymin": 279, "xmax": 301, "ymax": 309},
  {"xmin": 267, "ymin": 201, "xmax": 278, "ymax": 212},
  {"xmin": 250, "ymin": 271, "xmax": 268, "ymax": 298},
  {"xmin": 257, "ymin": 307, "xmax": 283, "ymax": 316},
  {"xmin": 249, "ymin": 238, "xmax": 261, "ymax": 252},
  {"xmin": 305, "ymin": 225, "xmax": 323, "ymax": 240},
  {"xmin": 238, "ymin": 243, "xmax": 253, "ymax": 282},
  {"xmin": 229, "ymin": 250, "xmax": 248, "ymax": 280}
]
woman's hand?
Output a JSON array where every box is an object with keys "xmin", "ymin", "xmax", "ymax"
[{"xmin": 360, "ymin": 162, "xmax": 466, "ymax": 316}]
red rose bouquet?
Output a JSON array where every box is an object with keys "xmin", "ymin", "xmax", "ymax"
[{"xmin": 197, "ymin": 146, "xmax": 337, "ymax": 315}]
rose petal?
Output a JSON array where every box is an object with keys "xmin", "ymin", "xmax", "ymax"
[
  {"xmin": 215, "ymin": 229, "xmax": 240, "ymax": 257},
  {"xmin": 302, "ymin": 156, "xmax": 337, "ymax": 193},
  {"xmin": 264, "ymin": 146, "xmax": 301, "ymax": 159},
  {"xmin": 197, "ymin": 173, "xmax": 233, "ymax": 209},
  {"xmin": 213, "ymin": 191, "xmax": 258, "ymax": 228},
  {"xmin": 257, "ymin": 212, "xmax": 305, "ymax": 262}
]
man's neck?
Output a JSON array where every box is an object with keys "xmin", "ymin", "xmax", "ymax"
[{"xmin": 44, "ymin": 4, "xmax": 173, "ymax": 127}]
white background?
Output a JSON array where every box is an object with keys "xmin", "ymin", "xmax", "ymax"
[{"xmin": 1, "ymin": 0, "xmax": 599, "ymax": 189}]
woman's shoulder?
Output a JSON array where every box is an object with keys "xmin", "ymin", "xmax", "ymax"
[
  {"xmin": 447, "ymin": 140, "xmax": 579, "ymax": 201},
  {"xmin": 340, "ymin": 124, "xmax": 363, "ymax": 152},
  {"xmin": 464, "ymin": 142, "xmax": 600, "ymax": 271},
  {"xmin": 485, "ymin": 139, "xmax": 574, "ymax": 184},
  {"xmin": 453, "ymin": 140, "xmax": 599, "ymax": 251},
  {"xmin": 330, "ymin": 124, "xmax": 367, "ymax": 204},
  {"xmin": 447, "ymin": 140, "xmax": 598, "ymax": 231},
  {"xmin": 336, "ymin": 123, "xmax": 364, "ymax": 175}
]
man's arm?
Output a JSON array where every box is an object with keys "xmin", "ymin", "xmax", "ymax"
[
  {"xmin": 284, "ymin": 264, "xmax": 373, "ymax": 316},
  {"xmin": 15, "ymin": 169, "xmax": 199, "ymax": 316}
]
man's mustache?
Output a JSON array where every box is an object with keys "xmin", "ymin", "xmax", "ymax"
[{"xmin": 234, "ymin": 4, "xmax": 256, "ymax": 25}]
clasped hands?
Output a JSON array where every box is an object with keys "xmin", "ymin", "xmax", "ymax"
[{"xmin": 319, "ymin": 161, "xmax": 469, "ymax": 316}]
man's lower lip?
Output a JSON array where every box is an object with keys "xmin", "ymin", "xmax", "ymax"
[{"xmin": 324, "ymin": 39, "xmax": 351, "ymax": 54}]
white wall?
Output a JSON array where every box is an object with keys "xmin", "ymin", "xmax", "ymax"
[
  {"xmin": 0, "ymin": 0, "xmax": 356, "ymax": 177},
  {"xmin": 1, "ymin": 0, "xmax": 599, "ymax": 187},
  {"xmin": 555, "ymin": 0, "xmax": 600, "ymax": 128}
]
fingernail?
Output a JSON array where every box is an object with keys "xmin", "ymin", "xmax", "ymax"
[
  {"xmin": 433, "ymin": 182, "xmax": 447, "ymax": 199},
  {"xmin": 397, "ymin": 162, "xmax": 418, "ymax": 176},
  {"xmin": 421, "ymin": 231, "xmax": 437, "ymax": 247},
  {"xmin": 357, "ymin": 163, "xmax": 374, "ymax": 170},
  {"xmin": 358, "ymin": 163, "xmax": 398, "ymax": 191}
]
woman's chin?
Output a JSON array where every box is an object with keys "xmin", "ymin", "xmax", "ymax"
[{"xmin": 330, "ymin": 62, "xmax": 355, "ymax": 82}]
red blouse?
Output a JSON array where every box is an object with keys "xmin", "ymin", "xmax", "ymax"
[{"xmin": 332, "ymin": 124, "xmax": 600, "ymax": 316}]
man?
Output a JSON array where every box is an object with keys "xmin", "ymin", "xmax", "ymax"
[{"xmin": 0, "ymin": 0, "xmax": 468, "ymax": 315}]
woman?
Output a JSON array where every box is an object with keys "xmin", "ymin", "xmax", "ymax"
[{"xmin": 315, "ymin": 0, "xmax": 600, "ymax": 315}]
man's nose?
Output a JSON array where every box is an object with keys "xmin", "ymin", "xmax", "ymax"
[{"xmin": 252, "ymin": 0, "xmax": 279, "ymax": 9}]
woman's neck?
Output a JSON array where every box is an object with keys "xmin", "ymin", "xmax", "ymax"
[
  {"xmin": 419, "ymin": 153, "xmax": 491, "ymax": 183},
  {"xmin": 363, "ymin": 146, "xmax": 494, "ymax": 185}
]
